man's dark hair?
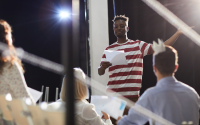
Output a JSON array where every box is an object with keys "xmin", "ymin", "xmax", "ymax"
[
  {"xmin": 155, "ymin": 46, "xmax": 178, "ymax": 75},
  {"xmin": 112, "ymin": 15, "xmax": 129, "ymax": 26}
]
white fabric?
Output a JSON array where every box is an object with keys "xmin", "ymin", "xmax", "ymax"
[
  {"xmin": 109, "ymin": 75, "xmax": 141, "ymax": 81},
  {"xmin": 109, "ymin": 67, "xmax": 143, "ymax": 75},
  {"xmin": 75, "ymin": 100, "xmax": 112, "ymax": 125},
  {"xmin": 52, "ymin": 99, "xmax": 113, "ymax": 125},
  {"xmin": 152, "ymin": 39, "xmax": 166, "ymax": 55},
  {"xmin": 47, "ymin": 101, "xmax": 65, "ymax": 112},
  {"xmin": 108, "ymin": 83, "xmax": 141, "ymax": 89}
]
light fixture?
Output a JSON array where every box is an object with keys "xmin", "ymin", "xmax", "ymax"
[{"xmin": 59, "ymin": 11, "xmax": 70, "ymax": 19}]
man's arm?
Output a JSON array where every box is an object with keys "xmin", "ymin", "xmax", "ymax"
[
  {"xmin": 150, "ymin": 30, "xmax": 182, "ymax": 54},
  {"xmin": 98, "ymin": 62, "xmax": 112, "ymax": 75},
  {"xmin": 164, "ymin": 30, "xmax": 182, "ymax": 46}
]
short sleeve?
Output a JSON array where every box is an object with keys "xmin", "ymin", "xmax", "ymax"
[
  {"xmin": 82, "ymin": 103, "xmax": 112, "ymax": 125},
  {"xmin": 138, "ymin": 41, "xmax": 152, "ymax": 57},
  {"xmin": 101, "ymin": 50, "xmax": 107, "ymax": 63}
]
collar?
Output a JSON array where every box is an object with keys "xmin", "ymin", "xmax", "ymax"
[
  {"xmin": 156, "ymin": 76, "xmax": 178, "ymax": 86},
  {"xmin": 116, "ymin": 39, "xmax": 132, "ymax": 45}
]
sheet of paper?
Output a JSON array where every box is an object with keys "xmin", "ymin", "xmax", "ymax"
[
  {"xmin": 104, "ymin": 50, "xmax": 127, "ymax": 66},
  {"xmin": 101, "ymin": 97, "xmax": 127, "ymax": 120},
  {"xmin": 85, "ymin": 86, "xmax": 89, "ymax": 99},
  {"xmin": 91, "ymin": 95, "xmax": 111, "ymax": 116},
  {"xmin": 27, "ymin": 87, "xmax": 43, "ymax": 103}
]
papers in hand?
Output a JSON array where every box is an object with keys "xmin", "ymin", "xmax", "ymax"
[
  {"xmin": 101, "ymin": 97, "xmax": 127, "ymax": 119},
  {"xmin": 91, "ymin": 96, "xmax": 127, "ymax": 120},
  {"xmin": 104, "ymin": 50, "xmax": 127, "ymax": 66},
  {"xmin": 27, "ymin": 87, "xmax": 43, "ymax": 103},
  {"xmin": 152, "ymin": 39, "xmax": 166, "ymax": 55},
  {"xmin": 91, "ymin": 96, "xmax": 111, "ymax": 117}
]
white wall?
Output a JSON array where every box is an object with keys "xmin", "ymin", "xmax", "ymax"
[{"xmin": 89, "ymin": 0, "xmax": 109, "ymax": 95}]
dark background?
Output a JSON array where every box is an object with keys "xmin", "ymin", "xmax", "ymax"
[{"xmin": 0, "ymin": 0, "xmax": 200, "ymax": 102}]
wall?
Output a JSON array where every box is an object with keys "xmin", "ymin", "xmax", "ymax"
[{"xmin": 89, "ymin": 0, "xmax": 109, "ymax": 95}]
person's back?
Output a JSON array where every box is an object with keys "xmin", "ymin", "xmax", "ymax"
[
  {"xmin": 75, "ymin": 100, "xmax": 97, "ymax": 125},
  {"xmin": 145, "ymin": 77, "xmax": 199, "ymax": 125},
  {"xmin": 0, "ymin": 62, "xmax": 31, "ymax": 99},
  {"xmin": 117, "ymin": 43, "xmax": 200, "ymax": 125},
  {"xmin": 0, "ymin": 19, "xmax": 32, "ymax": 100}
]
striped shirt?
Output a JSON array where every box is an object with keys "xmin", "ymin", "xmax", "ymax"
[{"xmin": 101, "ymin": 39, "xmax": 152, "ymax": 98}]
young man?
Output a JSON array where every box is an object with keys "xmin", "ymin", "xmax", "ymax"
[
  {"xmin": 98, "ymin": 15, "xmax": 182, "ymax": 102},
  {"xmin": 117, "ymin": 45, "xmax": 200, "ymax": 125}
]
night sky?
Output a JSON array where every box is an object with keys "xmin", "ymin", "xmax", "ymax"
[{"xmin": 1, "ymin": 0, "xmax": 200, "ymax": 102}]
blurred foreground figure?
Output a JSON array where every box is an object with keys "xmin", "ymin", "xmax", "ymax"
[
  {"xmin": 0, "ymin": 20, "xmax": 33, "ymax": 100},
  {"xmin": 57, "ymin": 68, "xmax": 113, "ymax": 125},
  {"xmin": 117, "ymin": 44, "xmax": 200, "ymax": 125}
]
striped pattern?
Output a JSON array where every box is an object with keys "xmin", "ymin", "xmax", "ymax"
[{"xmin": 101, "ymin": 39, "xmax": 152, "ymax": 97}]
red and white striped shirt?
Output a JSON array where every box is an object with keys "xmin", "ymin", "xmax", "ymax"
[{"xmin": 101, "ymin": 39, "xmax": 152, "ymax": 98}]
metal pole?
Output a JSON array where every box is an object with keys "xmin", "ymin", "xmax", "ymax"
[
  {"xmin": 39, "ymin": 85, "xmax": 44, "ymax": 103},
  {"xmin": 113, "ymin": 0, "xmax": 116, "ymax": 16},
  {"xmin": 46, "ymin": 87, "xmax": 49, "ymax": 103},
  {"xmin": 44, "ymin": 87, "xmax": 47, "ymax": 102},
  {"xmin": 55, "ymin": 88, "xmax": 59, "ymax": 101},
  {"xmin": 60, "ymin": 0, "xmax": 74, "ymax": 125},
  {"xmin": 84, "ymin": 0, "xmax": 91, "ymax": 102}
]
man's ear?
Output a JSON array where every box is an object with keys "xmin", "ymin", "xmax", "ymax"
[
  {"xmin": 174, "ymin": 64, "xmax": 179, "ymax": 73},
  {"xmin": 125, "ymin": 26, "xmax": 129, "ymax": 32}
]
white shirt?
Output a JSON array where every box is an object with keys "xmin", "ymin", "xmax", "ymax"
[
  {"xmin": 118, "ymin": 76, "xmax": 200, "ymax": 125},
  {"xmin": 75, "ymin": 99, "xmax": 112, "ymax": 125},
  {"xmin": 50, "ymin": 99, "xmax": 113, "ymax": 125},
  {"xmin": 0, "ymin": 62, "xmax": 32, "ymax": 99}
]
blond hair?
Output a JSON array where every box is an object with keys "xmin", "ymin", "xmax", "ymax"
[{"xmin": 60, "ymin": 68, "xmax": 87, "ymax": 101}]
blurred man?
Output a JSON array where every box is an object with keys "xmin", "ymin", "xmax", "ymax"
[{"xmin": 117, "ymin": 44, "xmax": 200, "ymax": 125}]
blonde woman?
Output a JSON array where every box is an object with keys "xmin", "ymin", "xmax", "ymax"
[
  {"xmin": 0, "ymin": 20, "xmax": 33, "ymax": 100},
  {"xmin": 59, "ymin": 68, "xmax": 113, "ymax": 125}
]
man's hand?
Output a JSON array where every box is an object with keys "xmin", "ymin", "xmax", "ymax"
[
  {"xmin": 98, "ymin": 61, "xmax": 112, "ymax": 75},
  {"xmin": 101, "ymin": 61, "xmax": 112, "ymax": 70},
  {"xmin": 177, "ymin": 26, "xmax": 195, "ymax": 35},
  {"xmin": 116, "ymin": 116, "xmax": 122, "ymax": 124}
]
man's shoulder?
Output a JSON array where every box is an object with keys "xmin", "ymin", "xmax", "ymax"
[
  {"xmin": 106, "ymin": 40, "xmax": 141, "ymax": 50},
  {"xmin": 178, "ymin": 81, "xmax": 199, "ymax": 97},
  {"xmin": 105, "ymin": 42, "xmax": 118, "ymax": 50},
  {"xmin": 141, "ymin": 87, "xmax": 158, "ymax": 97},
  {"xmin": 142, "ymin": 85, "xmax": 169, "ymax": 97}
]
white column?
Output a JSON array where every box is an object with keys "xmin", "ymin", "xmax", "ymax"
[{"xmin": 89, "ymin": 0, "xmax": 109, "ymax": 95}]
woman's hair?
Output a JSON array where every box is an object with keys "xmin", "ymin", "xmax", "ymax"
[
  {"xmin": 0, "ymin": 19, "xmax": 24, "ymax": 74},
  {"xmin": 60, "ymin": 68, "xmax": 87, "ymax": 101}
]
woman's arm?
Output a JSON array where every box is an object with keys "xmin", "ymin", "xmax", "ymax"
[{"xmin": 82, "ymin": 103, "xmax": 113, "ymax": 125}]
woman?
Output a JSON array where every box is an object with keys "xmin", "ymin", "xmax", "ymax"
[
  {"xmin": 59, "ymin": 68, "xmax": 113, "ymax": 125},
  {"xmin": 0, "ymin": 20, "xmax": 33, "ymax": 100}
]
